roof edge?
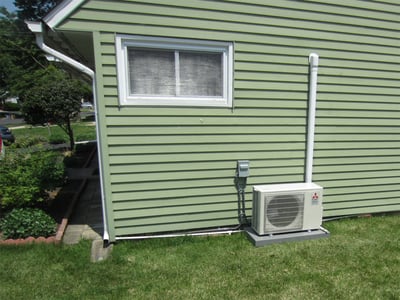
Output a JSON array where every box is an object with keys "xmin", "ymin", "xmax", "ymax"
[{"xmin": 43, "ymin": 0, "xmax": 86, "ymax": 29}]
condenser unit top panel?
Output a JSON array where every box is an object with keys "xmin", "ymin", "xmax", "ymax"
[{"xmin": 253, "ymin": 182, "xmax": 322, "ymax": 194}]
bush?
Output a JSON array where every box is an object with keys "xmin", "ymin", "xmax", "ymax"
[
  {"xmin": 3, "ymin": 102, "xmax": 20, "ymax": 111},
  {"xmin": 0, "ymin": 148, "xmax": 65, "ymax": 209},
  {"xmin": 0, "ymin": 208, "xmax": 57, "ymax": 239},
  {"xmin": 11, "ymin": 135, "xmax": 48, "ymax": 148}
]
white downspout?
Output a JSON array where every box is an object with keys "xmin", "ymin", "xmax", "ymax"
[
  {"xmin": 26, "ymin": 21, "xmax": 110, "ymax": 242},
  {"xmin": 305, "ymin": 53, "xmax": 319, "ymax": 184}
]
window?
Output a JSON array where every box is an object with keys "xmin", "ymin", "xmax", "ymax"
[{"xmin": 116, "ymin": 35, "xmax": 233, "ymax": 107}]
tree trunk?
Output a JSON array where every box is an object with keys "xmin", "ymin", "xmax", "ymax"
[{"xmin": 65, "ymin": 119, "xmax": 75, "ymax": 150}]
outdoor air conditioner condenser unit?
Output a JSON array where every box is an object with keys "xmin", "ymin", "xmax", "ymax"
[{"xmin": 252, "ymin": 183, "xmax": 323, "ymax": 236}]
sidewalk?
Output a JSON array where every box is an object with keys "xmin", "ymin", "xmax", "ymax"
[{"xmin": 62, "ymin": 151, "xmax": 104, "ymax": 245}]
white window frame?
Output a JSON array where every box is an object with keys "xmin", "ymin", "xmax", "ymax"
[{"xmin": 115, "ymin": 35, "xmax": 233, "ymax": 107}]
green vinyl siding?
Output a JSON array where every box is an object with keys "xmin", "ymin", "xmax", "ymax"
[{"xmin": 58, "ymin": 0, "xmax": 400, "ymax": 239}]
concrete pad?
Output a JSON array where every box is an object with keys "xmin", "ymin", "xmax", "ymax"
[
  {"xmin": 91, "ymin": 239, "xmax": 113, "ymax": 262},
  {"xmin": 245, "ymin": 227, "xmax": 330, "ymax": 247},
  {"xmin": 62, "ymin": 148, "xmax": 104, "ymax": 246},
  {"xmin": 82, "ymin": 226, "xmax": 102, "ymax": 240},
  {"xmin": 63, "ymin": 224, "xmax": 86, "ymax": 244}
]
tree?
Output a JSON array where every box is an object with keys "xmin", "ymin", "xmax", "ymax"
[
  {"xmin": 0, "ymin": 0, "xmax": 62, "ymax": 104},
  {"xmin": 1, "ymin": 1, "xmax": 92, "ymax": 149},
  {"xmin": 0, "ymin": 7, "xmax": 47, "ymax": 106},
  {"xmin": 22, "ymin": 66, "xmax": 91, "ymax": 149},
  {"xmin": 14, "ymin": 0, "xmax": 61, "ymax": 21}
]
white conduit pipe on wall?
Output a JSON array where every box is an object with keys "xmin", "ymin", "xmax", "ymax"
[
  {"xmin": 305, "ymin": 53, "xmax": 319, "ymax": 184},
  {"xmin": 20, "ymin": 28, "xmax": 322, "ymax": 242},
  {"xmin": 25, "ymin": 21, "xmax": 110, "ymax": 242},
  {"xmin": 117, "ymin": 53, "xmax": 322, "ymax": 241},
  {"xmin": 115, "ymin": 228, "xmax": 243, "ymax": 241}
]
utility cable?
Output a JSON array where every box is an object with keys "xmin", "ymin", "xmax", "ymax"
[{"xmin": 236, "ymin": 176, "xmax": 249, "ymax": 226}]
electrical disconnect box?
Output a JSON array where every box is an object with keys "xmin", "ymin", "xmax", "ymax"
[{"xmin": 237, "ymin": 160, "xmax": 250, "ymax": 178}]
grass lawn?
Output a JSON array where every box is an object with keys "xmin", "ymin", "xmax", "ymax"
[
  {"xmin": 10, "ymin": 122, "xmax": 96, "ymax": 144},
  {"xmin": 0, "ymin": 215, "xmax": 399, "ymax": 299}
]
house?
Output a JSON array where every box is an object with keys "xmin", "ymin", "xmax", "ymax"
[{"xmin": 27, "ymin": 0, "xmax": 400, "ymax": 242}]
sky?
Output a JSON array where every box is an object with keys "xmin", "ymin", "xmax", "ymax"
[{"xmin": 1, "ymin": 0, "xmax": 16, "ymax": 12}]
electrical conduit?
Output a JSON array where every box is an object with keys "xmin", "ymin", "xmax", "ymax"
[
  {"xmin": 21, "ymin": 27, "xmax": 322, "ymax": 242},
  {"xmin": 305, "ymin": 53, "xmax": 319, "ymax": 184}
]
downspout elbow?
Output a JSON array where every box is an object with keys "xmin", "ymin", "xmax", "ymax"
[
  {"xmin": 25, "ymin": 21, "xmax": 94, "ymax": 78},
  {"xmin": 25, "ymin": 20, "xmax": 110, "ymax": 242}
]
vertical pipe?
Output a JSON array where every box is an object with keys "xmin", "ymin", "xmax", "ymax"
[
  {"xmin": 91, "ymin": 79, "xmax": 110, "ymax": 242},
  {"xmin": 306, "ymin": 53, "xmax": 319, "ymax": 183},
  {"xmin": 26, "ymin": 21, "xmax": 110, "ymax": 242}
]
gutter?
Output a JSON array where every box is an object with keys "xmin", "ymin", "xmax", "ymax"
[
  {"xmin": 26, "ymin": 22, "xmax": 93, "ymax": 78},
  {"xmin": 25, "ymin": 21, "xmax": 110, "ymax": 242}
]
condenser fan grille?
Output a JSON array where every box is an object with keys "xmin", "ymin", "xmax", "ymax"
[{"xmin": 264, "ymin": 193, "xmax": 304, "ymax": 233}]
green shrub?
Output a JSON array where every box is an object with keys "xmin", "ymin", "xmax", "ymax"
[
  {"xmin": 11, "ymin": 135, "xmax": 48, "ymax": 148},
  {"xmin": 0, "ymin": 148, "xmax": 65, "ymax": 209},
  {"xmin": 2, "ymin": 139, "xmax": 13, "ymax": 146},
  {"xmin": 33, "ymin": 150, "xmax": 66, "ymax": 191},
  {"xmin": 0, "ymin": 208, "xmax": 57, "ymax": 239},
  {"xmin": 3, "ymin": 102, "xmax": 20, "ymax": 111}
]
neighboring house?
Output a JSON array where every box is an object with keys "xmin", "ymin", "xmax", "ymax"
[
  {"xmin": 27, "ymin": 0, "xmax": 400, "ymax": 242},
  {"xmin": 5, "ymin": 97, "xmax": 18, "ymax": 104}
]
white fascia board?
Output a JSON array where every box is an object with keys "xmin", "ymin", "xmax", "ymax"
[{"xmin": 43, "ymin": 0, "xmax": 86, "ymax": 29}]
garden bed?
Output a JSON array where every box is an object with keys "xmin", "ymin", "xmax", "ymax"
[
  {"xmin": 0, "ymin": 142, "xmax": 96, "ymax": 245},
  {"xmin": 0, "ymin": 179, "xmax": 88, "ymax": 245}
]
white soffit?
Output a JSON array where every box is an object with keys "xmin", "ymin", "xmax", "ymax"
[{"xmin": 43, "ymin": 0, "xmax": 86, "ymax": 29}]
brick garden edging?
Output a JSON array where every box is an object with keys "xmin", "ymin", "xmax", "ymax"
[
  {"xmin": 0, "ymin": 236, "xmax": 59, "ymax": 245},
  {"xmin": 0, "ymin": 179, "xmax": 88, "ymax": 246}
]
